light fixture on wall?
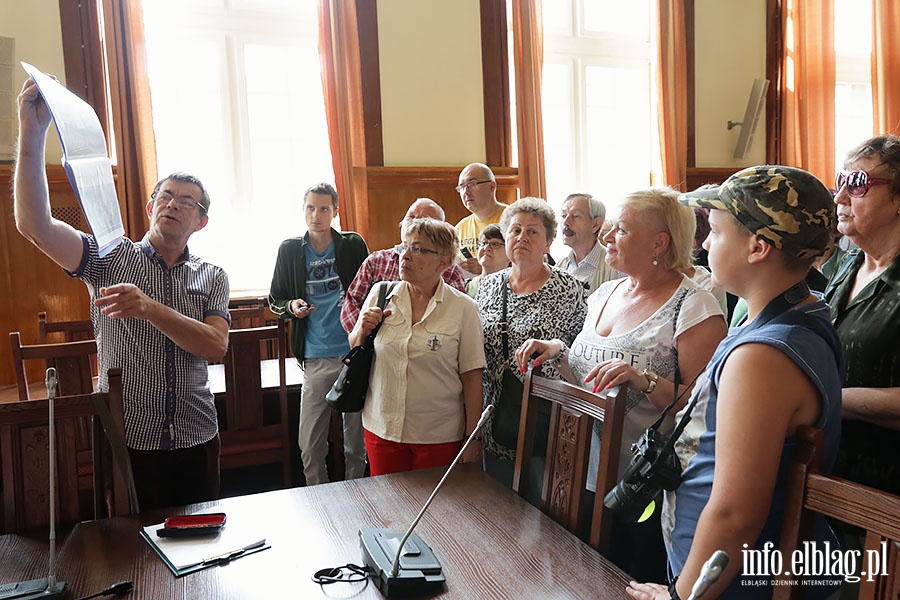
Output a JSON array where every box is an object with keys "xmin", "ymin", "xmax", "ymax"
[{"xmin": 727, "ymin": 78, "xmax": 769, "ymax": 159}]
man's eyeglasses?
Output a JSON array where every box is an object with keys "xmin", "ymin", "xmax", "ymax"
[
  {"xmin": 835, "ymin": 169, "xmax": 892, "ymax": 198},
  {"xmin": 396, "ymin": 244, "xmax": 440, "ymax": 256},
  {"xmin": 478, "ymin": 240, "xmax": 505, "ymax": 250},
  {"xmin": 455, "ymin": 180, "xmax": 492, "ymax": 193},
  {"xmin": 153, "ymin": 191, "xmax": 207, "ymax": 213}
]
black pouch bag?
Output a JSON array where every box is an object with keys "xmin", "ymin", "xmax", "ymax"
[
  {"xmin": 489, "ymin": 275, "xmax": 550, "ymax": 453},
  {"xmin": 326, "ymin": 282, "xmax": 394, "ymax": 413}
]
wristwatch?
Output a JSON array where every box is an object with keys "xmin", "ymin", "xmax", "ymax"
[
  {"xmin": 641, "ymin": 369, "xmax": 659, "ymax": 394},
  {"xmin": 668, "ymin": 577, "xmax": 680, "ymax": 600}
]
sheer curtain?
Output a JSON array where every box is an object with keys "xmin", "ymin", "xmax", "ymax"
[
  {"xmin": 872, "ymin": 0, "xmax": 900, "ymax": 136},
  {"xmin": 318, "ymin": 0, "xmax": 368, "ymax": 232},
  {"xmin": 657, "ymin": 0, "xmax": 687, "ymax": 190},
  {"xmin": 777, "ymin": 0, "xmax": 835, "ymax": 183},
  {"xmin": 510, "ymin": 0, "xmax": 546, "ymax": 200}
]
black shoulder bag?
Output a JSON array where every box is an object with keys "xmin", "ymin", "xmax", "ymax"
[
  {"xmin": 326, "ymin": 281, "xmax": 395, "ymax": 413},
  {"xmin": 490, "ymin": 274, "xmax": 522, "ymax": 448}
]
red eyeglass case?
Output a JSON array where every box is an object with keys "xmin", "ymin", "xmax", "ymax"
[{"xmin": 157, "ymin": 512, "xmax": 226, "ymax": 537}]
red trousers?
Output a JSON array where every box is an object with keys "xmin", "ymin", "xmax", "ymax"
[{"xmin": 364, "ymin": 429, "xmax": 463, "ymax": 476}]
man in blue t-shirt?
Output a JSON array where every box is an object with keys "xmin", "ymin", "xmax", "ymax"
[{"xmin": 269, "ymin": 183, "xmax": 369, "ymax": 485}]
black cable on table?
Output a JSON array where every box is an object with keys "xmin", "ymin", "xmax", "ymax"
[
  {"xmin": 312, "ymin": 564, "xmax": 370, "ymax": 585},
  {"xmin": 74, "ymin": 580, "xmax": 133, "ymax": 600}
]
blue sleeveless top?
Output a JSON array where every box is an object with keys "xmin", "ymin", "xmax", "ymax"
[{"xmin": 662, "ymin": 297, "xmax": 844, "ymax": 598}]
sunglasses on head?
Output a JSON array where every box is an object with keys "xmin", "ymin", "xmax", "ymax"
[{"xmin": 835, "ymin": 169, "xmax": 892, "ymax": 198}]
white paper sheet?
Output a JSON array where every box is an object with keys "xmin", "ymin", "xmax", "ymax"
[
  {"xmin": 21, "ymin": 62, "xmax": 124, "ymax": 256},
  {"xmin": 142, "ymin": 516, "xmax": 266, "ymax": 571}
]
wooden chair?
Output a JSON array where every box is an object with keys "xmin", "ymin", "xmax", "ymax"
[
  {"xmin": 9, "ymin": 331, "xmax": 100, "ymax": 509},
  {"xmin": 219, "ymin": 321, "xmax": 292, "ymax": 488},
  {"xmin": 775, "ymin": 426, "xmax": 900, "ymax": 599},
  {"xmin": 0, "ymin": 369, "xmax": 133, "ymax": 534},
  {"xmin": 38, "ymin": 311, "xmax": 94, "ymax": 344},
  {"xmin": 10, "ymin": 331, "xmax": 97, "ymax": 402},
  {"xmin": 228, "ymin": 305, "xmax": 273, "ymax": 330},
  {"xmin": 37, "ymin": 311, "xmax": 98, "ymax": 378},
  {"xmin": 512, "ymin": 369, "xmax": 625, "ymax": 556},
  {"xmin": 93, "ymin": 369, "xmax": 138, "ymax": 519}
]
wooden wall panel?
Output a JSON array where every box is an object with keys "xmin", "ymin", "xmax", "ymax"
[
  {"xmin": 685, "ymin": 167, "xmax": 736, "ymax": 191},
  {"xmin": 0, "ymin": 165, "xmax": 93, "ymax": 387},
  {"xmin": 363, "ymin": 166, "xmax": 519, "ymax": 252}
]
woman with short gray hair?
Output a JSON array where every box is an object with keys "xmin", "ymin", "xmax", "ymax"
[{"xmin": 475, "ymin": 197, "xmax": 587, "ymax": 500}]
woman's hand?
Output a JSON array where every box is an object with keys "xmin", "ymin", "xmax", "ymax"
[
  {"xmin": 356, "ymin": 306, "xmax": 392, "ymax": 338},
  {"xmin": 515, "ymin": 338, "xmax": 562, "ymax": 372},
  {"xmin": 626, "ymin": 581, "xmax": 669, "ymax": 600},
  {"xmin": 461, "ymin": 440, "xmax": 482, "ymax": 465},
  {"xmin": 584, "ymin": 359, "xmax": 647, "ymax": 393}
]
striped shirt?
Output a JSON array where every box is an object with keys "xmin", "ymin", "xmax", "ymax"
[{"xmin": 71, "ymin": 233, "xmax": 230, "ymax": 451}]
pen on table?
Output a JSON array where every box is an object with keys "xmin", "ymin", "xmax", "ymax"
[{"xmin": 201, "ymin": 539, "xmax": 268, "ymax": 566}]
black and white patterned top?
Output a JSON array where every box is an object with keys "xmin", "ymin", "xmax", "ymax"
[
  {"xmin": 476, "ymin": 267, "xmax": 587, "ymax": 459},
  {"xmin": 71, "ymin": 233, "xmax": 230, "ymax": 451}
]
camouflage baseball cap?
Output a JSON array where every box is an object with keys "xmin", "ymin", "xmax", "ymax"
[{"xmin": 678, "ymin": 165, "xmax": 835, "ymax": 259}]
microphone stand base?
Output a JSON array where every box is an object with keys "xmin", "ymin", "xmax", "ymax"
[
  {"xmin": 0, "ymin": 578, "xmax": 66, "ymax": 600},
  {"xmin": 359, "ymin": 528, "xmax": 445, "ymax": 597}
]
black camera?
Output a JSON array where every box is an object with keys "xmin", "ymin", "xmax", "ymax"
[{"xmin": 603, "ymin": 426, "xmax": 683, "ymax": 523}]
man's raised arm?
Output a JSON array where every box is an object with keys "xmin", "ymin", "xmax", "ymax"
[{"xmin": 14, "ymin": 78, "xmax": 85, "ymax": 273}]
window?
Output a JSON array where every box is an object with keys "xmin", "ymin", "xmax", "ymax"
[
  {"xmin": 141, "ymin": 0, "xmax": 334, "ymax": 294},
  {"xmin": 833, "ymin": 0, "xmax": 872, "ymax": 171},
  {"xmin": 539, "ymin": 0, "xmax": 658, "ymax": 257}
]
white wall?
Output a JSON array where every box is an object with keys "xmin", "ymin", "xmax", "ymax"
[
  {"xmin": 0, "ymin": 0, "xmax": 66, "ymax": 163},
  {"xmin": 377, "ymin": 0, "xmax": 486, "ymax": 166},
  {"xmin": 693, "ymin": 0, "xmax": 768, "ymax": 167}
]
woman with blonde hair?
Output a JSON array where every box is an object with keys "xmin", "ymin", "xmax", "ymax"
[{"xmin": 517, "ymin": 187, "xmax": 726, "ymax": 581}]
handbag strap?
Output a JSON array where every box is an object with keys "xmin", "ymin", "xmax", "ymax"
[
  {"xmin": 368, "ymin": 281, "xmax": 397, "ymax": 342},
  {"xmin": 501, "ymin": 273, "xmax": 510, "ymax": 359}
]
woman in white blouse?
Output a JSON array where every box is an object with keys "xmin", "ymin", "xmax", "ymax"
[
  {"xmin": 516, "ymin": 187, "xmax": 727, "ymax": 582},
  {"xmin": 350, "ymin": 218, "xmax": 485, "ymax": 476}
]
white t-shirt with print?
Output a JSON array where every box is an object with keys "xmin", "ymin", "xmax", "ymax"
[{"xmin": 567, "ymin": 276, "xmax": 724, "ymax": 490}]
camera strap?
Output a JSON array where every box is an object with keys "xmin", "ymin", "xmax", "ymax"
[{"xmin": 645, "ymin": 279, "xmax": 812, "ymax": 467}]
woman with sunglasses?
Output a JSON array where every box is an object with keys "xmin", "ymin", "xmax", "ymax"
[
  {"xmin": 350, "ymin": 218, "xmax": 486, "ymax": 475},
  {"xmin": 465, "ymin": 223, "xmax": 510, "ymax": 298},
  {"xmin": 826, "ymin": 135, "xmax": 900, "ymax": 498}
]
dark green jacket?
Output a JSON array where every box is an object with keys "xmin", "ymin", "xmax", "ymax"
[{"xmin": 268, "ymin": 228, "xmax": 369, "ymax": 362}]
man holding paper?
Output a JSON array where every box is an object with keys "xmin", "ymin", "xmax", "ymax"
[{"xmin": 14, "ymin": 77, "xmax": 231, "ymax": 510}]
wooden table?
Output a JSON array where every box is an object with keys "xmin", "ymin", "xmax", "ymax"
[{"xmin": 0, "ymin": 465, "xmax": 631, "ymax": 599}]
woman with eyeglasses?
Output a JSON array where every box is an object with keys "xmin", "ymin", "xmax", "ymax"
[
  {"xmin": 515, "ymin": 188, "xmax": 727, "ymax": 582},
  {"xmin": 474, "ymin": 198, "xmax": 588, "ymax": 501},
  {"xmin": 826, "ymin": 135, "xmax": 900, "ymax": 498},
  {"xmin": 349, "ymin": 218, "xmax": 486, "ymax": 476},
  {"xmin": 465, "ymin": 224, "xmax": 511, "ymax": 298}
]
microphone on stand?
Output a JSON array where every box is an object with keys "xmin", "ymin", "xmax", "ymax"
[
  {"xmin": 359, "ymin": 404, "xmax": 494, "ymax": 597},
  {"xmin": 0, "ymin": 369, "xmax": 67, "ymax": 600},
  {"xmin": 686, "ymin": 550, "xmax": 729, "ymax": 600}
]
